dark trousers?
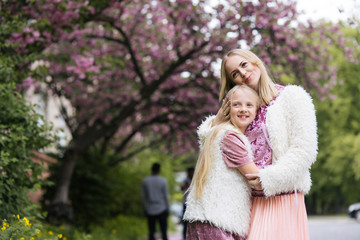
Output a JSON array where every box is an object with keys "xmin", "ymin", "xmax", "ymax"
[{"xmin": 147, "ymin": 209, "xmax": 168, "ymax": 240}]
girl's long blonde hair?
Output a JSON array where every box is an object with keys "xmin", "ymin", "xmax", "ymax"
[
  {"xmin": 191, "ymin": 85, "xmax": 260, "ymax": 199},
  {"xmin": 219, "ymin": 49, "xmax": 278, "ymax": 105}
]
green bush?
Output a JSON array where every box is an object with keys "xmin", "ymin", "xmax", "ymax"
[
  {"xmin": 90, "ymin": 215, "xmax": 147, "ymax": 240},
  {"xmin": 42, "ymin": 146, "xmax": 117, "ymax": 229},
  {"xmin": 0, "ymin": 214, "xmax": 61, "ymax": 240},
  {"xmin": 43, "ymin": 147, "xmax": 177, "ymax": 230},
  {"xmin": 0, "ymin": 213, "xmax": 149, "ymax": 240},
  {"xmin": 0, "ymin": 83, "xmax": 55, "ymax": 219}
]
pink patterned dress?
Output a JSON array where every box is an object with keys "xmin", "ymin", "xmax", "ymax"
[{"xmin": 245, "ymin": 85, "xmax": 310, "ymax": 240}]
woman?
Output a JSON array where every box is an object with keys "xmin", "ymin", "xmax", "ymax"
[
  {"xmin": 184, "ymin": 85, "xmax": 261, "ymax": 240},
  {"xmin": 199, "ymin": 49, "xmax": 317, "ymax": 239}
]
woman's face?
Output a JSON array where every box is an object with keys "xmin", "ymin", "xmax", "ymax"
[
  {"xmin": 230, "ymin": 88, "xmax": 258, "ymax": 133},
  {"xmin": 225, "ymin": 55, "xmax": 261, "ymax": 91}
]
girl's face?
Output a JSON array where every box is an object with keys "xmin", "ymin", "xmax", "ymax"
[
  {"xmin": 230, "ymin": 88, "xmax": 258, "ymax": 133},
  {"xmin": 225, "ymin": 55, "xmax": 261, "ymax": 91}
]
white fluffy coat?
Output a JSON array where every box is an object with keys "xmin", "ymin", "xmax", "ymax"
[
  {"xmin": 184, "ymin": 123, "xmax": 253, "ymax": 237},
  {"xmin": 196, "ymin": 85, "xmax": 318, "ymax": 197}
]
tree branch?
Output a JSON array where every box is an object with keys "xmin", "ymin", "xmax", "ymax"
[{"xmin": 109, "ymin": 138, "xmax": 164, "ymax": 166}]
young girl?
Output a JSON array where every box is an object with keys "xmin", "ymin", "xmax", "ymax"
[{"xmin": 183, "ymin": 85, "xmax": 261, "ymax": 240}]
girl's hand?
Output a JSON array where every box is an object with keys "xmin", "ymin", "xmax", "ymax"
[
  {"xmin": 245, "ymin": 173, "xmax": 263, "ymax": 191},
  {"xmin": 213, "ymin": 96, "xmax": 231, "ymax": 126}
]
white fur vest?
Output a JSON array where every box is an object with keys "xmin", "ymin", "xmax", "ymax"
[
  {"xmin": 197, "ymin": 85, "xmax": 318, "ymax": 197},
  {"xmin": 183, "ymin": 123, "xmax": 253, "ymax": 237}
]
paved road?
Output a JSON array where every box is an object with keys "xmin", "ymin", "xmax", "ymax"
[{"xmin": 309, "ymin": 216, "xmax": 360, "ymax": 240}]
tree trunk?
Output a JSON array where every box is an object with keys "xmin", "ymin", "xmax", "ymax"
[{"xmin": 47, "ymin": 149, "xmax": 78, "ymax": 223}]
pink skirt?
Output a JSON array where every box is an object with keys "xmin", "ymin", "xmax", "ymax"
[{"xmin": 247, "ymin": 192, "xmax": 309, "ymax": 240}]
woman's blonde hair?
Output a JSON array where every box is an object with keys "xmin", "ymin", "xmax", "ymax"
[
  {"xmin": 191, "ymin": 85, "xmax": 260, "ymax": 199},
  {"xmin": 219, "ymin": 49, "xmax": 278, "ymax": 105}
]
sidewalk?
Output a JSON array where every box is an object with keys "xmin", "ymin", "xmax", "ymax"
[
  {"xmin": 169, "ymin": 232, "xmax": 182, "ymax": 240},
  {"xmin": 169, "ymin": 215, "xmax": 183, "ymax": 240}
]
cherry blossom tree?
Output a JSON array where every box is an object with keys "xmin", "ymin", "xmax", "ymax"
[{"xmin": 9, "ymin": 0, "xmax": 354, "ymax": 220}]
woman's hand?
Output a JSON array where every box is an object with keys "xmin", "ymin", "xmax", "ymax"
[
  {"xmin": 212, "ymin": 96, "xmax": 231, "ymax": 126},
  {"xmin": 245, "ymin": 173, "xmax": 263, "ymax": 191}
]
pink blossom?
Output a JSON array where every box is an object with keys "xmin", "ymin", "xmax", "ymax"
[{"xmin": 11, "ymin": 0, "xmax": 356, "ymax": 158}]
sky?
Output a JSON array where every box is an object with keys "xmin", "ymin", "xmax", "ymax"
[
  {"xmin": 207, "ymin": 0, "xmax": 360, "ymax": 23},
  {"xmin": 296, "ymin": 0, "xmax": 359, "ymax": 22}
]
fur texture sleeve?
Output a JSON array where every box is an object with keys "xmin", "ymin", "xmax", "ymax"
[
  {"xmin": 259, "ymin": 85, "xmax": 318, "ymax": 196},
  {"xmin": 197, "ymin": 115, "xmax": 216, "ymax": 149}
]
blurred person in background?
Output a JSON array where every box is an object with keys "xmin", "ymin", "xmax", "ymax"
[{"xmin": 142, "ymin": 163, "xmax": 169, "ymax": 240}]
